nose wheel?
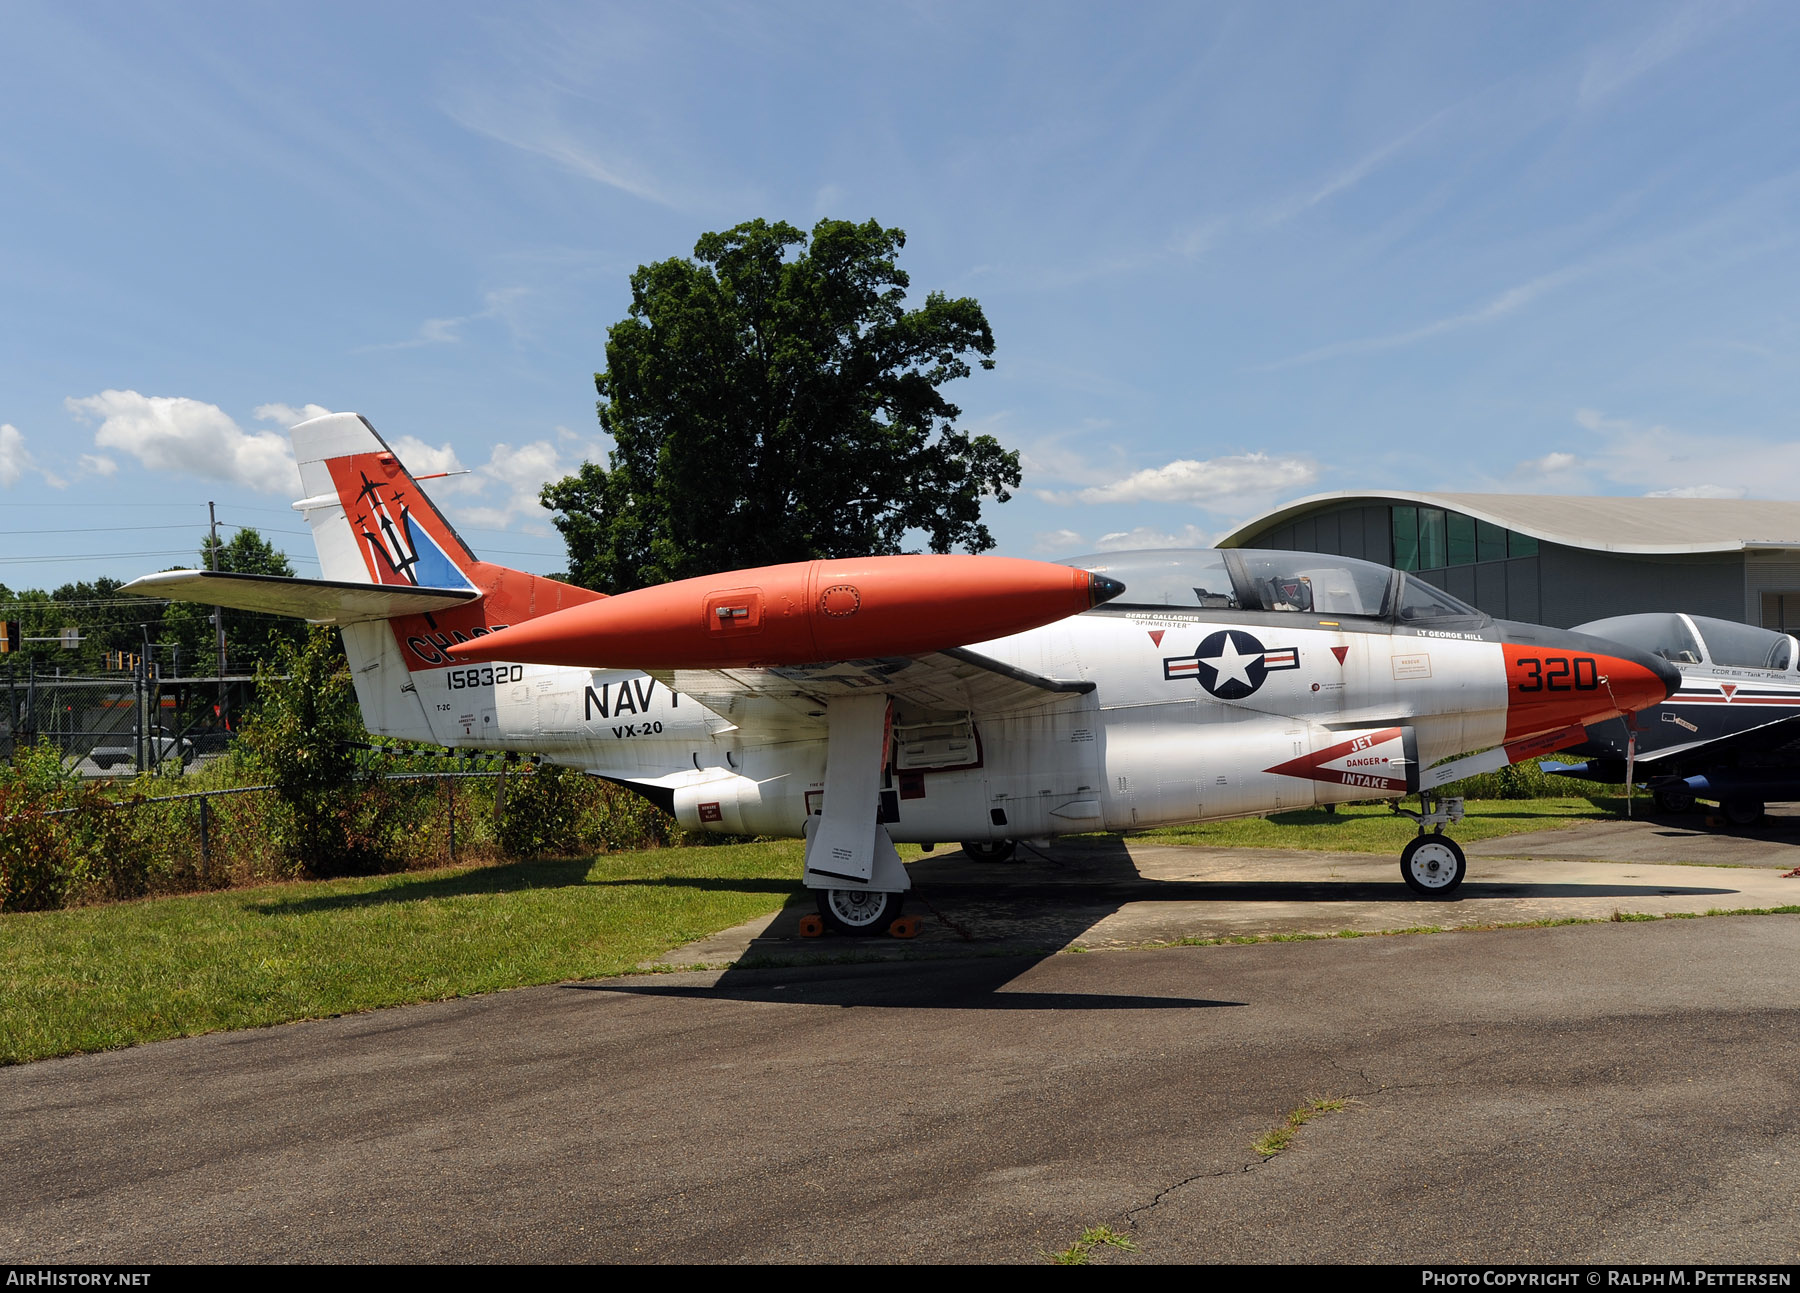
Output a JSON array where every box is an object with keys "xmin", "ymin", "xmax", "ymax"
[{"xmin": 1400, "ymin": 834, "xmax": 1466, "ymax": 897}]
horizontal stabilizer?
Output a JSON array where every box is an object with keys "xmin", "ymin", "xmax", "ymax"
[{"xmin": 121, "ymin": 570, "xmax": 481, "ymax": 625}]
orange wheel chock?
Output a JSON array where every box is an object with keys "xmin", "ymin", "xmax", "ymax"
[
  {"xmin": 797, "ymin": 914, "xmax": 825, "ymax": 938},
  {"xmin": 888, "ymin": 915, "xmax": 923, "ymax": 939}
]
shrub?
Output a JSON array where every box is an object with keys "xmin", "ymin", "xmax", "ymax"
[{"xmin": 237, "ymin": 626, "xmax": 387, "ymax": 877}]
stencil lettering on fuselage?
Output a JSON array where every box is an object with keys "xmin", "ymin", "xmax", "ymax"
[{"xmin": 1163, "ymin": 629, "xmax": 1300, "ymax": 700}]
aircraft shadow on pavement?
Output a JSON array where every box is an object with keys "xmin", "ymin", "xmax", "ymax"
[
  {"xmin": 572, "ymin": 955, "xmax": 1244, "ymax": 1012},
  {"xmin": 907, "ymin": 836, "xmax": 1737, "ymax": 904}
]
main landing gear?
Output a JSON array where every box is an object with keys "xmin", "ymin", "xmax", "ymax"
[
  {"xmin": 1392, "ymin": 794, "xmax": 1468, "ymax": 897},
  {"xmin": 815, "ymin": 886, "xmax": 906, "ymax": 935},
  {"xmin": 1652, "ymin": 787, "xmax": 1696, "ymax": 815},
  {"xmin": 960, "ymin": 839, "xmax": 1017, "ymax": 863}
]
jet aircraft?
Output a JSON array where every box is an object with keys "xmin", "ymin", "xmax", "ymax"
[
  {"xmin": 124, "ymin": 413, "xmax": 1679, "ymax": 931},
  {"xmin": 1547, "ymin": 611, "xmax": 1800, "ymax": 824}
]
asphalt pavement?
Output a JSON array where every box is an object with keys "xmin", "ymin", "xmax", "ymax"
[{"xmin": 2, "ymin": 868, "xmax": 1796, "ymax": 1263}]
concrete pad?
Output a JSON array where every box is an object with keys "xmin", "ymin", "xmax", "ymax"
[
  {"xmin": 649, "ymin": 831, "xmax": 1800, "ymax": 969},
  {"xmin": 1465, "ymin": 810, "xmax": 1800, "ymax": 868}
]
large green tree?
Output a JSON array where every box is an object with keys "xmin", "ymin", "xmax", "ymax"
[
  {"xmin": 161, "ymin": 527, "xmax": 306, "ymax": 673},
  {"xmin": 541, "ymin": 218, "xmax": 1020, "ymax": 592}
]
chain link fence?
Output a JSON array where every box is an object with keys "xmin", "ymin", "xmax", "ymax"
[{"xmin": 0, "ymin": 761, "xmax": 686, "ymax": 912}]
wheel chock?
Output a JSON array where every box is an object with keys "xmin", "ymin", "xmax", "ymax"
[
  {"xmin": 797, "ymin": 914, "xmax": 825, "ymax": 938},
  {"xmin": 888, "ymin": 915, "xmax": 923, "ymax": 939}
]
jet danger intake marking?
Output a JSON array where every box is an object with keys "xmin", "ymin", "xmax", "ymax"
[
  {"xmin": 1164, "ymin": 629, "xmax": 1300, "ymax": 700},
  {"xmin": 1266, "ymin": 727, "xmax": 1411, "ymax": 793}
]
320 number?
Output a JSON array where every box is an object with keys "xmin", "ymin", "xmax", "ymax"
[{"xmin": 1514, "ymin": 656, "xmax": 1598, "ymax": 692}]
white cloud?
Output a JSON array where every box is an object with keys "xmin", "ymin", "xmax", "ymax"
[
  {"xmin": 253, "ymin": 403, "xmax": 333, "ymax": 429},
  {"xmin": 1514, "ymin": 450, "xmax": 1584, "ymax": 482},
  {"xmin": 0, "ymin": 424, "xmax": 32, "ymax": 488},
  {"xmin": 442, "ymin": 93, "xmax": 674, "ymax": 207},
  {"xmin": 1032, "ymin": 529, "xmax": 1087, "ymax": 555},
  {"xmin": 1578, "ymin": 2, "xmax": 1725, "ymax": 107},
  {"xmin": 78, "ymin": 453, "xmax": 117, "ymax": 478},
  {"xmin": 447, "ymin": 430, "xmax": 610, "ymax": 533},
  {"xmin": 1094, "ymin": 525, "xmax": 1215, "ymax": 551},
  {"xmin": 1645, "ymin": 484, "xmax": 1748, "ymax": 499},
  {"xmin": 1553, "ymin": 407, "xmax": 1800, "ymax": 499},
  {"xmin": 66, "ymin": 390, "xmax": 300, "ymax": 493},
  {"xmin": 1054, "ymin": 452, "xmax": 1318, "ymax": 508},
  {"xmin": 391, "ymin": 435, "xmax": 476, "ymax": 492},
  {"xmin": 1263, "ymin": 267, "xmax": 1584, "ymax": 370},
  {"xmin": 0, "ymin": 424, "xmax": 65, "ymax": 490},
  {"xmin": 362, "ymin": 288, "xmax": 532, "ymax": 352}
]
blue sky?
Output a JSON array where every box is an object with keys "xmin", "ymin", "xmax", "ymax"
[{"xmin": 4, "ymin": 0, "xmax": 1799, "ymax": 588}]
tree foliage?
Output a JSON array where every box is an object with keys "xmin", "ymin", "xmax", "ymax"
[
  {"xmin": 0, "ymin": 526, "xmax": 302, "ymax": 676},
  {"xmin": 239, "ymin": 625, "xmax": 381, "ymax": 877},
  {"xmin": 161, "ymin": 527, "xmax": 306, "ymax": 674},
  {"xmin": 541, "ymin": 218, "xmax": 1020, "ymax": 592}
]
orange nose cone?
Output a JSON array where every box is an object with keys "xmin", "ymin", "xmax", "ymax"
[
  {"xmin": 1501, "ymin": 630, "xmax": 1681, "ymax": 743},
  {"xmin": 446, "ymin": 555, "xmax": 1125, "ymax": 670}
]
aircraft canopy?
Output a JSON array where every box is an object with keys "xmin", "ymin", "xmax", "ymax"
[
  {"xmin": 1579, "ymin": 612, "xmax": 1797, "ymax": 672},
  {"xmin": 1063, "ymin": 548, "xmax": 1485, "ymax": 626}
]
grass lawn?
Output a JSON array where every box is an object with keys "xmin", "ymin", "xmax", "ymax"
[
  {"xmin": 0, "ymin": 840, "xmax": 807, "ymax": 1066},
  {"xmin": 1135, "ymin": 796, "xmax": 1626, "ymax": 852}
]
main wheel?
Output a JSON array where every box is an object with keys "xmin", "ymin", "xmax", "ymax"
[
  {"xmin": 1652, "ymin": 788, "xmax": 1695, "ymax": 814},
  {"xmin": 961, "ymin": 839, "xmax": 1017, "ymax": 863},
  {"xmin": 815, "ymin": 887, "xmax": 905, "ymax": 936},
  {"xmin": 1721, "ymin": 799, "xmax": 1765, "ymax": 827},
  {"xmin": 1400, "ymin": 835, "xmax": 1467, "ymax": 897}
]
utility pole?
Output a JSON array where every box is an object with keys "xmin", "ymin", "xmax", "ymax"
[{"xmin": 209, "ymin": 502, "xmax": 229, "ymax": 733}]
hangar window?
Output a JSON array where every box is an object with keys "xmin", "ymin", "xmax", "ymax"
[
  {"xmin": 1391, "ymin": 506, "xmax": 1538, "ymax": 570},
  {"xmin": 1392, "ymin": 507, "xmax": 1420, "ymax": 571},
  {"xmin": 1447, "ymin": 512, "xmax": 1476, "ymax": 566},
  {"xmin": 1417, "ymin": 508, "xmax": 1447, "ymax": 570},
  {"xmin": 1761, "ymin": 592, "xmax": 1800, "ymax": 635}
]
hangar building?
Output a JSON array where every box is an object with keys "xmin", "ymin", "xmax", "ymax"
[{"xmin": 1218, "ymin": 493, "xmax": 1800, "ymax": 631}]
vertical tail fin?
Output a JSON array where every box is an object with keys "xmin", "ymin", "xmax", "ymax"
[{"xmin": 290, "ymin": 412, "xmax": 603, "ymax": 675}]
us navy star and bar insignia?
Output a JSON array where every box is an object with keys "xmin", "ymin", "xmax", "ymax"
[{"xmin": 1163, "ymin": 629, "xmax": 1301, "ymax": 700}]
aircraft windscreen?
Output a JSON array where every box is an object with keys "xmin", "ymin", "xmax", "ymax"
[
  {"xmin": 1576, "ymin": 614, "xmax": 1703, "ymax": 664},
  {"xmin": 1062, "ymin": 551, "xmax": 1240, "ymax": 610},
  {"xmin": 1689, "ymin": 615, "xmax": 1794, "ymax": 670},
  {"xmin": 1233, "ymin": 552, "xmax": 1394, "ymax": 617},
  {"xmin": 1393, "ymin": 574, "xmax": 1482, "ymax": 623}
]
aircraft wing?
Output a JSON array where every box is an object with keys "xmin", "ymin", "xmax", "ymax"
[
  {"xmin": 1634, "ymin": 709, "xmax": 1800, "ymax": 767},
  {"xmin": 651, "ymin": 647, "xmax": 1094, "ymax": 737},
  {"xmin": 121, "ymin": 569, "xmax": 481, "ymax": 624}
]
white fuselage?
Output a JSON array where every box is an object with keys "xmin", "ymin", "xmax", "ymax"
[{"xmin": 348, "ymin": 607, "xmax": 1512, "ymax": 843}]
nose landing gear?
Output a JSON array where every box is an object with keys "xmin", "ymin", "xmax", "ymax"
[
  {"xmin": 1393, "ymin": 794, "xmax": 1468, "ymax": 897},
  {"xmin": 1400, "ymin": 834, "xmax": 1467, "ymax": 895}
]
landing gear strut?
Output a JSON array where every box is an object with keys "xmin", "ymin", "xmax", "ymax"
[
  {"xmin": 961, "ymin": 839, "xmax": 1017, "ymax": 863},
  {"xmin": 1392, "ymin": 794, "xmax": 1468, "ymax": 897}
]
